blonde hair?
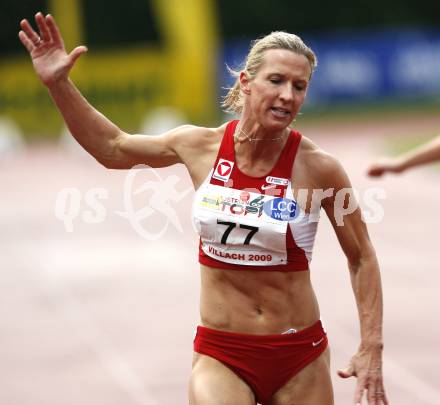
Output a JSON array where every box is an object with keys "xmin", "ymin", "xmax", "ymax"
[{"xmin": 222, "ymin": 31, "xmax": 317, "ymax": 114}]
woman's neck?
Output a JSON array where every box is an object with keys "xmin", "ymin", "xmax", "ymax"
[{"xmin": 234, "ymin": 119, "xmax": 289, "ymax": 162}]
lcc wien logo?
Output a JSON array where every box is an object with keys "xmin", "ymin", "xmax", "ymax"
[{"xmin": 212, "ymin": 159, "xmax": 234, "ymax": 182}]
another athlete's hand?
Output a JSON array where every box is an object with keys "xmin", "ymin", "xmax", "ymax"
[
  {"xmin": 18, "ymin": 12, "xmax": 87, "ymax": 87},
  {"xmin": 367, "ymin": 158, "xmax": 402, "ymax": 178},
  {"xmin": 338, "ymin": 345, "xmax": 388, "ymax": 404}
]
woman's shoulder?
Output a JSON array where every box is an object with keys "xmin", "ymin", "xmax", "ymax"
[
  {"xmin": 297, "ymin": 135, "xmax": 347, "ymax": 188},
  {"xmin": 298, "ymin": 135, "xmax": 338, "ymax": 168},
  {"xmin": 168, "ymin": 122, "xmax": 228, "ymax": 167},
  {"xmin": 171, "ymin": 123, "xmax": 227, "ymax": 147}
]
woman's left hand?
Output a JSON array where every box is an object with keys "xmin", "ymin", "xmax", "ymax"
[{"xmin": 338, "ymin": 345, "xmax": 388, "ymax": 404}]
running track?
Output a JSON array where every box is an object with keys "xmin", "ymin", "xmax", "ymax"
[{"xmin": 1, "ymin": 113, "xmax": 440, "ymax": 404}]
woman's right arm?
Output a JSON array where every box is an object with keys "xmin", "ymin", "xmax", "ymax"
[{"xmin": 19, "ymin": 12, "xmax": 182, "ymax": 169}]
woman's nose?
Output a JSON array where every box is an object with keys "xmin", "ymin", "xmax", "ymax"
[{"xmin": 279, "ymin": 84, "xmax": 294, "ymax": 101}]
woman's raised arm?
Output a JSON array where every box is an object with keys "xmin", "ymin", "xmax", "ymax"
[{"xmin": 18, "ymin": 12, "xmax": 181, "ymax": 169}]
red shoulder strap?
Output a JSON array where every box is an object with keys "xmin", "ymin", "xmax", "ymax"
[
  {"xmin": 214, "ymin": 120, "xmax": 238, "ymax": 164},
  {"xmin": 209, "ymin": 120, "xmax": 238, "ymax": 186}
]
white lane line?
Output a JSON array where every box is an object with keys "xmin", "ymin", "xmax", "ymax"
[{"xmin": 331, "ymin": 323, "xmax": 440, "ymax": 405}]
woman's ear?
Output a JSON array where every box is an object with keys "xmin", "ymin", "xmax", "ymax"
[{"xmin": 239, "ymin": 71, "xmax": 251, "ymax": 95}]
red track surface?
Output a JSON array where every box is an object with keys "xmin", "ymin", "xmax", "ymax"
[{"xmin": 1, "ymin": 114, "xmax": 440, "ymax": 404}]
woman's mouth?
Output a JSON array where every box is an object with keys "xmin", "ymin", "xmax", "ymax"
[{"xmin": 270, "ymin": 107, "xmax": 291, "ymax": 118}]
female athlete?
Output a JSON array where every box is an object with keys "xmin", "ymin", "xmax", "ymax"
[{"xmin": 19, "ymin": 12, "xmax": 388, "ymax": 405}]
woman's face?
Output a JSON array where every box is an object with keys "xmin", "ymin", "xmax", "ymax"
[{"xmin": 240, "ymin": 49, "xmax": 311, "ymax": 131}]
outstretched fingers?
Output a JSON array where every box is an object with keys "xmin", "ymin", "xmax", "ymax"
[
  {"xmin": 351, "ymin": 371, "xmax": 388, "ymax": 405},
  {"xmin": 19, "ymin": 18, "xmax": 40, "ymax": 46},
  {"xmin": 45, "ymin": 14, "xmax": 64, "ymax": 48},
  {"xmin": 35, "ymin": 12, "xmax": 52, "ymax": 43},
  {"xmin": 366, "ymin": 375, "xmax": 388, "ymax": 405},
  {"xmin": 369, "ymin": 389, "xmax": 388, "ymax": 405},
  {"xmin": 18, "ymin": 30, "xmax": 34, "ymax": 52},
  {"xmin": 353, "ymin": 377, "xmax": 366, "ymax": 404}
]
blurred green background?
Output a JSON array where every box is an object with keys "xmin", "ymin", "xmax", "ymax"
[{"xmin": 1, "ymin": 0, "xmax": 439, "ymax": 140}]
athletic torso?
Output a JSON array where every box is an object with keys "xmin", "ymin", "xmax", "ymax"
[{"xmin": 182, "ymin": 122, "xmax": 322, "ymax": 334}]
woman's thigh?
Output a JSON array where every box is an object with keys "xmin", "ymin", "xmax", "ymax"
[
  {"xmin": 189, "ymin": 353, "xmax": 256, "ymax": 405},
  {"xmin": 268, "ymin": 347, "xmax": 334, "ymax": 405}
]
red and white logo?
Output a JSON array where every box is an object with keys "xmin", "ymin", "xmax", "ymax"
[
  {"xmin": 266, "ymin": 176, "xmax": 289, "ymax": 186},
  {"xmin": 212, "ymin": 159, "xmax": 234, "ymax": 182}
]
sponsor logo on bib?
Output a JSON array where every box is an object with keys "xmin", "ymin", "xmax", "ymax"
[
  {"xmin": 266, "ymin": 176, "xmax": 289, "ymax": 186},
  {"xmin": 263, "ymin": 197, "xmax": 298, "ymax": 221},
  {"xmin": 212, "ymin": 159, "xmax": 234, "ymax": 182}
]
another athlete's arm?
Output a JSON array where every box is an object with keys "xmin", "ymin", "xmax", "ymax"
[
  {"xmin": 319, "ymin": 155, "xmax": 388, "ymax": 405},
  {"xmin": 19, "ymin": 13, "xmax": 186, "ymax": 169},
  {"xmin": 368, "ymin": 134, "xmax": 440, "ymax": 177}
]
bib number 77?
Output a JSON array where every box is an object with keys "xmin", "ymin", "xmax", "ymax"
[{"xmin": 217, "ymin": 220, "xmax": 259, "ymax": 245}]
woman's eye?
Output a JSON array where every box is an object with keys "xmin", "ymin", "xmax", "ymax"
[
  {"xmin": 270, "ymin": 78, "xmax": 282, "ymax": 84},
  {"xmin": 295, "ymin": 83, "xmax": 307, "ymax": 91}
]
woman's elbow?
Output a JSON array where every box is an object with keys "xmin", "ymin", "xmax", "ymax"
[{"xmin": 95, "ymin": 156, "xmax": 129, "ymax": 169}]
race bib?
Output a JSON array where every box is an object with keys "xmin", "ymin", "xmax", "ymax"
[{"xmin": 193, "ymin": 184, "xmax": 299, "ymax": 266}]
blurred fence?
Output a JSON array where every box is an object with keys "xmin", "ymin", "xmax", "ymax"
[
  {"xmin": 222, "ymin": 29, "xmax": 440, "ymax": 108},
  {"xmin": 2, "ymin": 0, "xmax": 440, "ymax": 140}
]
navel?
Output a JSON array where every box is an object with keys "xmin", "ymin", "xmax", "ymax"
[{"xmin": 254, "ymin": 305, "xmax": 263, "ymax": 315}]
